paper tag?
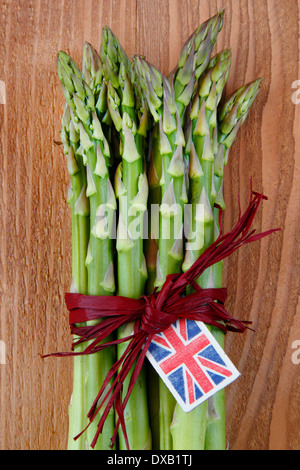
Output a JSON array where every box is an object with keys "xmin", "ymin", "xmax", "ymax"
[{"xmin": 146, "ymin": 318, "xmax": 240, "ymax": 412}]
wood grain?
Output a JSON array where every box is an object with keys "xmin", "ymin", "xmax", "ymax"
[{"xmin": 0, "ymin": 0, "xmax": 299, "ymax": 450}]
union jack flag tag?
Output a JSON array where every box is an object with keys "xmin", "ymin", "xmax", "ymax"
[{"xmin": 146, "ymin": 319, "xmax": 240, "ymax": 412}]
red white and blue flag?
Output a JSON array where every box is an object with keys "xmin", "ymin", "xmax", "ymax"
[{"xmin": 146, "ymin": 319, "xmax": 240, "ymax": 412}]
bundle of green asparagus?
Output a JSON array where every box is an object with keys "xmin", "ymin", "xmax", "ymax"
[{"xmin": 55, "ymin": 10, "xmax": 262, "ymax": 450}]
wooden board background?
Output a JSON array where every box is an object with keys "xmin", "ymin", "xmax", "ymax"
[{"xmin": 0, "ymin": 0, "xmax": 299, "ymax": 450}]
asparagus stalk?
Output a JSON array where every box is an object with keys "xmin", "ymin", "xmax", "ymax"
[
  {"xmin": 131, "ymin": 59, "xmax": 161, "ymax": 296},
  {"xmin": 135, "ymin": 58, "xmax": 186, "ymax": 289},
  {"xmin": 57, "ymin": 49, "xmax": 117, "ymax": 449},
  {"xmin": 58, "ymin": 56, "xmax": 90, "ymax": 450},
  {"xmin": 60, "ymin": 103, "xmax": 90, "ymax": 450},
  {"xmin": 101, "ymin": 26, "xmax": 151, "ymax": 450},
  {"xmin": 171, "ymin": 49, "xmax": 231, "ymax": 450},
  {"xmin": 134, "ymin": 57, "xmax": 188, "ymax": 449},
  {"xmin": 214, "ymin": 78, "xmax": 262, "ymax": 206},
  {"xmin": 170, "ymin": 9, "xmax": 224, "ymax": 125},
  {"xmin": 204, "ymin": 78, "xmax": 261, "ymax": 450},
  {"xmin": 82, "ymin": 41, "xmax": 113, "ymax": 140}
]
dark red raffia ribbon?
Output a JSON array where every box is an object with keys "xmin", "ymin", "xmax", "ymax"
[{"xmin": 42, "ymin": 188, "xmax": 280, "ymax": 450}]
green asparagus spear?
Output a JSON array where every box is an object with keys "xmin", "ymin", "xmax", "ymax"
[
  {"xmin": 101, "ymin": 26, "xmax": 151, "ymax": 450},
  {"xmin": 204, "ymin": 78, "xmax": 261, "ymax": 450},
  {"xmin": 60, "ymin": 103, "xmax": 90, "ymax": 450},
  {"xmin": 171, "ymin": 49, "xmax": 231, "ymax": 450},
  {"xmin": 171, "ymin": 9, "xmax": 225, "ymax": 124},
  {"xmin": 57, "ymin": 49, "xmax": 117, "ymax": 449},
  {"xmin": 134, "ymin": 56, "xmax": 188, "ymax": 449}
]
